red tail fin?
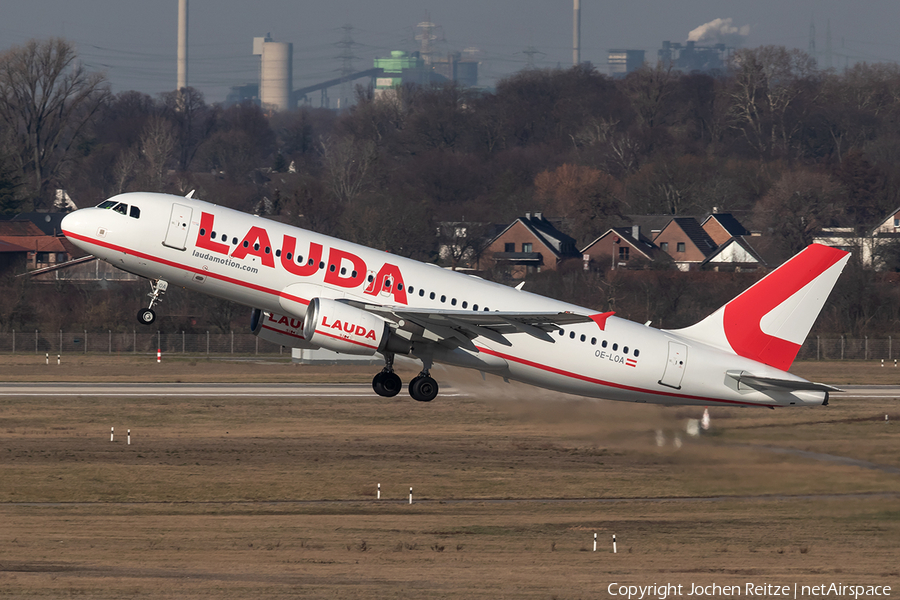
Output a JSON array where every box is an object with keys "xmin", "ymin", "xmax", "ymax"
[{"xmin": 671, "ymin": 244, "xmax": 850, "ymax": 370}]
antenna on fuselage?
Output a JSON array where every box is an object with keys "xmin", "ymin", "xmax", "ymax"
[{"xmin": 185, "ymin": 190, "xmax": 195, "ymax": 198}]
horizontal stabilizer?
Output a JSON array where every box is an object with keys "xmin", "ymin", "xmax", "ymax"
[{"xmin": 726, "ymin": 370, "xmax": 842, "ymax": 393}]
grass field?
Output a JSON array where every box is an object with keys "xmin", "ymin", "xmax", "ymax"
[{"xmin": 1, "ymin": 356, "xmax": 898, "ymax": 598}]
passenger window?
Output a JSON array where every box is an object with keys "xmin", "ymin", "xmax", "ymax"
[
  {"xmin": 232, "ymin": 237, "xmax": 238, "ymax": 245},
  {"xmin": 221, "ymin": 233, "xmax": 227, "ymax": 241},
  {"xmin": 419, "ymin": 289, "xmax": 425, "ymax": 297},
  {"xmin": 276, "ymin": 249, "xmax": 281, "ymax": 257},
  {"xmin": 623, "ymin": 346, "xmax": 629, "ymax": 354},
  {"xmin": 129, "ymin": 206, "xmax": 141, "ymax": 219},
  {"xmin": 329, "ymin": 265, "xmax": 335, "ymax": 272},
  {"xmin": 612, "ymin": 343, "xmax": 618, "ymax": 351},
  {"xmin": 408, "ymin": 286, "xmax": 414, "ymax": 294},
  {"xmin": 340, "ymin": 267, "xmax": 346, "ymax": 275},
  {"xmin": 569, "ymin": 331, "xmax": 575, "ymax": 339},
  {"xmin": 430, "ymin": 292, "xmax": 435, "ymax": 300},
  {"xmin": 591, "ymin": 338, "xmax": 596, "ymax": 345},
  {"xmin": 451, "ymin": 298, "xmax": 457, "ymax": 306},
  {"xmin": 558, "ymin": 329, "xmax": 564, "ymax": 336},
  {"xmin": 462, "ymin": 301, "xmax": 468, "ymax": 309},
  {"xmin": 440, "ymin": 295, "xmax": 446, "ymax": 303},
  {"xmin": 580, "ymin": 334, "xmax": 586, "ymax": 342},
  {"xmin": 473, "ymin": 304, "xmax": 478, "ymax": 311},
  {"xmin": 602, "ymin": 340, "xmax": 608, "ymax": 348},
  {"xmin": 634, "ymin": 349, "xmax": 640, "ymax": 357}
]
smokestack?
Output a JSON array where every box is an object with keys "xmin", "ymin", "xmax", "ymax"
[
  {"xmin": 573, "ymin": 0, "xmax": 581, "ymax": 66},
  {"xmin": 177, "ymin": 0, "xmax": 188, "ymax": 90}
]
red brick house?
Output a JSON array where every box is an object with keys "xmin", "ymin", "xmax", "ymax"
[{"xmin": 479, "ymin": 212, "xmax": 580, "ymax": 278}]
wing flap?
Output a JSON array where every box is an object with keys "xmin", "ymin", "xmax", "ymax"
[{"xmin": 343, "ymin": 300, "xmax": 595, "ymax": 347}]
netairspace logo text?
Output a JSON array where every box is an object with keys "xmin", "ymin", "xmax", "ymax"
[{"xmin": 607, "ymin": 582, "xmax": 892, "ymax": 599}]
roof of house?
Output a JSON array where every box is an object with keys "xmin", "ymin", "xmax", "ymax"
[
  {"xmin": 0, "ymin": 238, "xmax": 31, "ymax": 254},
  {"xmin": 581, "ymin": 227, "xmax": 671, "ymax": 263},
  {"xmin": 488, "ymin": 212, "xmax": 580, "ymax": 260},
  {"xmin": 701, "ymin": 213, "xmax": 752, "ymax": 237},
  {"xmin": 666, "ymin": 217, "xmax": 719, "ymax": 257},
  {"xmin": 0, "ymin": 235, "xmax": 69, "ymax": 253},
  {"xmin": 0, "ymin": 220, "xmax": 44, "ymax": 236}
]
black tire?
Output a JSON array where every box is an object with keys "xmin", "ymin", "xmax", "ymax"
[
  {"xmin": 137, "ymin": 308, "xmax": 156, "ymax": 325},
  {"xmin": 372, "ymin": 372, "xmax": 386, "ymax": 396},
  {"xmin": 409, "ymin": 376, "xmax": 439, "ymax": 402},
  {"xmin": 381, "ymin": 372, "xmax": 402, "ymax": 397}
]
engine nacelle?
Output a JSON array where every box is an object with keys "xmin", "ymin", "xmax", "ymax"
[
  {"xmin": 250, "ymin": 308, "xmax": 316, "ymax": 349},
  {"xmin": 303, "ymin": 297, "xmax": 410, "ymax": 356}
]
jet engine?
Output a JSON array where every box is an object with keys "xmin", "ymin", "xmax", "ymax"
[
  {"xmin": 250, "ymin": 308, "xmax": 316, "ymax": 349},
  {"xmin": 303, "ymin": 297, "xmax": 410, "ymax": 356}
]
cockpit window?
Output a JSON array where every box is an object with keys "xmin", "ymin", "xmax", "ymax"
[
  {"xmin": 112, "ymin": 203, "xmax": 127, "ymax": 215},
  {"xmin": 129, "ymin": 206, "xmax": 141, "ymax": 219},
  {"xmin": 97, "ymin": 200, "xmax": 117, "ymax": 209}
]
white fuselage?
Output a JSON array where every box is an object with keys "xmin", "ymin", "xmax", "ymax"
[{"xmin": 61, "ymin": 192, "xmax": 827, "ymax": 408}]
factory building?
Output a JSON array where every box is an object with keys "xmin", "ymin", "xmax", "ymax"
[
  {"xmin": 657, "ymin": 41, "xmax": 732, "ymax": 73},
  {"xmin": 253, "ymin": 35, "xmax": 293, "ymax": 112},
  {"xmin": 607, "ymin": 49, "xmax": 646, "ymax": 76},
  {"xmin": 373, "ymin": 50, "xmax": 478, "ymax": 96}
]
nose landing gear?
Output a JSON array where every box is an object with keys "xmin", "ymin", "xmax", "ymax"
[{"xmin": 137, "ymin": 279, "xmax": 168, "ymax": 325}]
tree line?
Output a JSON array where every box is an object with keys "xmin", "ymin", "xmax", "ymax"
[{"xmin": 2, "ymin": 38, "xmax": 900, "ymax": 336}]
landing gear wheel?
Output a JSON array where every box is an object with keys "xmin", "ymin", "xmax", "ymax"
[
  {"xmin": 409, "ymin": 375, "xmax": 438, "ymax": 402},
  {"xmin": 372, "ymin": 372, "xmax": 401, "ymax": 397},
  {"xmin": 137, "ymin": 308, "xmax": 156, "ymax": 325}
]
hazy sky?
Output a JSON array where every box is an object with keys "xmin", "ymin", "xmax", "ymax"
[{"xmin": 3, "ymin": 1, "xmax": 899, "ymax": 103}]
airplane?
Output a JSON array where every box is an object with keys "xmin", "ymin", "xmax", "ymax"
[{"xmin": 61, "ymin": 191, "xmax": 850, "ymax": 407}]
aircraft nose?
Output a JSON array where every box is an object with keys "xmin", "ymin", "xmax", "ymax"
[{"xmin": 60, "ymin": 211, "xmax": 80, "ymax": 238}]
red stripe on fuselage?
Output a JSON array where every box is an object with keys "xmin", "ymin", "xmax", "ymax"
[{"xmin": 475, "ymin": 346, "xmax": 778, "ymax": 408}]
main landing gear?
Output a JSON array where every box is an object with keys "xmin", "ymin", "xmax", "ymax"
[
  {"xmin": 372, "ymin": 353, "xmax": 440, "ymax": 402},
  {"xmin": 137, "ymin": 279, "xmax": 168, "ymax": 325}
]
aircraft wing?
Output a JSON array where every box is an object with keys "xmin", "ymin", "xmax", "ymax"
[
  {"xmin": 726, "ymin": 370, "xmax": 843, "ymax": 393},
  {"xmin": 344, "ymin": 300, "xmax": 597, "ymax": 347}
]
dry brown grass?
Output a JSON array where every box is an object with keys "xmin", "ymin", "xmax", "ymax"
[{"xmin": 1, "ymin": 357, "xmax": 899, "ymax": 597}]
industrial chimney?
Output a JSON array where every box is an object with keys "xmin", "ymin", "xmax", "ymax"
[
  {"xmin": 177, "ymin": 0, "xmax": 188, "ymax": 90},
  {"xmin": 573, "ymin": 0, "xmax": 581, "ymax": 66}
]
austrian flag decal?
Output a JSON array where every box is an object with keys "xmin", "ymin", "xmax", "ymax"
[{"xmin": 626, "ymin": 358, "xmax": 637, "ymax": 367}]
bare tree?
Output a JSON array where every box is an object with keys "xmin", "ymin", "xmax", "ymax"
[
  {"xmin": 726, "ymin": 46, "xmax": 819, "ymax": 158},
  {"xmin": 319, "ymin": 134, "xmax": 377, "ymax": 203},
  {"xmin": 140, "ymin": 115, "xmax": 177, "ymax": 191},
  {"xmin": 0, "ymin": 38, "xmax": 109, "ymax": 208}
]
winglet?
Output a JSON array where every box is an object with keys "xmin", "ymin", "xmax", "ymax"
[{"xmin": 589, "ymin": 311, "xmax": 616, "ymax": 330}]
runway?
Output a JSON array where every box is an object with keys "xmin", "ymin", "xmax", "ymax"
[
  {"xmin": 0, "ymin": 382, "xmax": 895, "ymax": 398},
  {"xmin": 0, "ymin": 382, "xmax": 464, "ymax": 398}
]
